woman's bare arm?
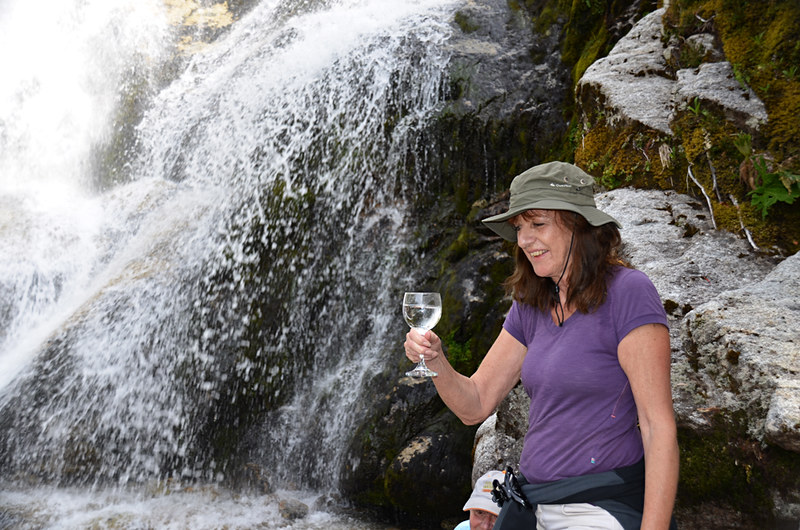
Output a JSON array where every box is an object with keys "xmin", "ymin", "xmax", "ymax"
[
  {"xmin": 405, "ymin": 327, "xmax": 527, "ymax": 425},
  {"xmin": 618, "ymin": 323, "xmax": 679, "ymax": 530}
]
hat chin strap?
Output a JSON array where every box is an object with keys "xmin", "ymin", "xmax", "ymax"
[{"xmin": 552, "ymin": 230, "xmax": 575, "ymax": 327}]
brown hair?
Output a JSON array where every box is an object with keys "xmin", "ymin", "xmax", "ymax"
[{"xmin": 504, "ymin": 210, "xmax": 631, "ymax": 313}]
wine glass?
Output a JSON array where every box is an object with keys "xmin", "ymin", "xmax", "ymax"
[{"xmin": 403, "ymin": 291, "xmax": 442, "ymax": 377}]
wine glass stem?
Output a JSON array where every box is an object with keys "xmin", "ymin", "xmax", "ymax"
[{"xmin": 420, "ymin": 329, "xmax": 430, "ymax": 365}]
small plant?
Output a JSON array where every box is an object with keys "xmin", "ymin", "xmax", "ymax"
[
  {"xmin": 752, "ymin": 31, "xmax": 765, "ymax": 46},
  {"xmin": 783, "ymin": 65, "xmax": 798, "ymax": 81},
  {"xmin": 748, "ymin": 157, "xmax": 800, "ymax": 218},
  {"xmin": 733, "ymin": 132, "xmax": 752, "ymax": 157},
  {"xmin": 732, "ymin": 64, "xmax": 751, "ymax": 90},
  {"xmin": 688, "ymin": 97, "xmax": 702, "ymax": 115}
]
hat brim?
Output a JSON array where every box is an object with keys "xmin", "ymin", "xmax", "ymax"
[
  {"xmin": 482, "ymin": 199, "xmax": 622, "ymax": 242},
  {"xmin": 463, "ymin": 495, "xmax": 500, "ymax": 516}
]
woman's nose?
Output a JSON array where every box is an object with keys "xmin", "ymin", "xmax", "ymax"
[{"xmin": 517, "ymin": 226, "xmax": 534, "ymax": 246}]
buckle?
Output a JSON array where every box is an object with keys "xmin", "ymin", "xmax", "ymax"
[{"xmin": 491, "ymin": 466, "xmax": 531, "ymax": 509}]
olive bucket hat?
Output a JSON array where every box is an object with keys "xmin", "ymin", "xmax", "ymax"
[{"xmin": 482, "ymin": 161, "xmax": 621, "ymax": 241}]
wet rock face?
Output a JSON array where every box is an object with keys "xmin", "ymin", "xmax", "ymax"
[
  {"xmin": 335, "ymin": 1, "xmax": 575, "ymax": 525},
  {"xmin": 445, "ymin": 0, "xmax": 569, "ymax": 122},
  {"xmin": 338, "ymin": 376, "xmax": 476, "ymax": 525},
  {"xmin": 430, "ymin": 0, "xmax": 572, "ymax": 203}
]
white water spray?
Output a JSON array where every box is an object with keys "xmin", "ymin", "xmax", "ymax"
[
  {"xmin": 0, "ymin": 0, "xmax": 169, "ymax": 389},
  {"xmin": 1, "ymin": 0, "xmax": 459, "ymax": 526}
]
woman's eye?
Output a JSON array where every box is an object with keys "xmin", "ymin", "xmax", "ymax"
[{"xmin": 512, "ymin": 225, "xmax": 521, "ymax": 232}]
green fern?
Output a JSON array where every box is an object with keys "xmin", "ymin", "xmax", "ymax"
[{"xmin": 748, "ymin": 157, "xmax": 800, "ymax": 218}]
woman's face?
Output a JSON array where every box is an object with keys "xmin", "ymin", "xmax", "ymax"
[{"xmin": 511, "ymin": 209, "xmax": 574, "ymax": 284}]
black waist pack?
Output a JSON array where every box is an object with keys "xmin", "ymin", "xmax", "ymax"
[
  {"xmin": 491, "ymin": 460, "xmax": 677, "ymax": 530},
  {"xmin": 493, "ymin": 497, "xmax": 535, "ymax": 529}
]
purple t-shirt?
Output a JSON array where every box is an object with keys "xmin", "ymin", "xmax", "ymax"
[{"xmin": 503, "ymin": 266, "xmax": 668, "ymax": 483}]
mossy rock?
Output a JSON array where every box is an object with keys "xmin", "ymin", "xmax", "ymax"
[
  {"xmin": 567, "ymin": 0, "xmax": 800, "ymax": 255},
  {"xmin": 676, "ymin": 410, "xmax": 800, "ymax": 527}
]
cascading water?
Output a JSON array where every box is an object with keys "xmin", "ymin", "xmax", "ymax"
[{"xmin": 0, "ymin": 0, "xmax": 460, "ymax": 527}]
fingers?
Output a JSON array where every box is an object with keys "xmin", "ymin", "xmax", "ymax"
[
  {"xmin": 404, "ymin": 329, "xmax": 440, "ymax": 362},
  {"xmin": 404, "ymin": 331, "xmax": 422, "ymax": 362}
]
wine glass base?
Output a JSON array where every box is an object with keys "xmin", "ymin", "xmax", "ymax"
[{"xmin": 405, "ymin": 366, "xmax": 438, "ymax": 378}]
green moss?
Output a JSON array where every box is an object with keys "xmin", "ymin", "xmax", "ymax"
[
  {"xmin": 575, "ymin": 121, "xmax": 676, "ymax": 190},
  {"xmin": 533, "ymin": 3, "xmax": 564, "ymax": 34},
  {"xmin": 666, "ymin": 0, "xmax": 800, "ymax": 162},
  {"xmin": 677, "ymin": 410, "xmax": 800, "ymax": 526},
  {"xmin": 442, "ymin": 329, "xmax": 474, "ymax": 374},
  {"xmin": 572, "ymin": 23, "xmax": 609, "ymax": 85},
  {"xmin": 576, "ymin": 66, "xmax": 800, "ymax": 253},
  {"xmin": 454, "ymin": 10, "xmax": 480, "ymax": 33},
  {"xmin": 441, "ymin": 227, "xmax": 475, "ymax": 264},
  {"xmin": 765, "ymin": 81, "xmax": 800, "ymax": 157}
]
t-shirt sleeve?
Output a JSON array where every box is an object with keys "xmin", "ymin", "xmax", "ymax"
[
  {"xmin": 613, "ymin": 268, "xmax": 669, "ymax": 343},
  {"xmin": 502, "ymin": 299, "xmax": 526, "ymax": 346}
]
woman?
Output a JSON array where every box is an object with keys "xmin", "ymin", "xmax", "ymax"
[{"xmin": 404, "ymin": 162, "xmax": 679, "ymax": 529}]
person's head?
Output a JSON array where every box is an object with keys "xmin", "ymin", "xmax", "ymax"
[
  {"xmin": 468, "ymin": 508, "xmax": 497, "ymax": 530},
  {"xmin": 481, "ymin": 162, "xmax": 628, "ymax": 312},
  {"xmin": 462, "ymin": 470, "xmax": 503, "ymax": 529}
]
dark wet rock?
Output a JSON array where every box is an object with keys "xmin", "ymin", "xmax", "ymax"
[{"xmin": 278, "ymin": 497, "xmax": 309, "ymax": 520}]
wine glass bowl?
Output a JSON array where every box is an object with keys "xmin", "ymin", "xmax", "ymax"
[{"xmin": 403, "ymin": 291, "xmax": 441, "ymax": 377}]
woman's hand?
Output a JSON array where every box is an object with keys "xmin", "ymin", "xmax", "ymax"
[{"xmin": 404, "ymin": 328, "xmax": 443, "ymax": 365}]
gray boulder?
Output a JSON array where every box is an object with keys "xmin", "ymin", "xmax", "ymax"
[
  {"xmin": 577, "ymin": 7, "xmax": 768, "ymax": 135},
  {"xmin": 278, "ymin": 497, "xmax": 309, "ymax": 520},
  {"xmin": 597, "ymin": 189, "xmax": 797, "ymax": 455},
  {"xmin": 678, "ymin": 253, "xmax": 800, "ymax": 451},
  {"xmin": 577, "ymin": 8, "xmax": 674, "ymax": 134}
]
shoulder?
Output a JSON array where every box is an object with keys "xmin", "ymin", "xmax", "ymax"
[
  {"xmin": 454, "ymin": 520, "xmax": 471, "ymax": 530},
  {"xmin": 504, "ymin": 299, "xmax": 543, "ymax": 346},
  {"xmin": 509, "ymin": 298, "xmax": 543, "ymax": 318},
  {"xmin": 506, "ymin": 298, "xmax": 544, "ymax": 329},
  {"xmin": 606, "ymin": 266, "xmax": 668, "ymax": 337},
  {"xmin": 608, "ymin": 266, "xmax": 657, "ymax": 292}
]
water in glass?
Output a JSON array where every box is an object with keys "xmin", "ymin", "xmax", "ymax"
[{"xmin": 403, "ymin": 292, "xmax": 441, "ymax": 377}]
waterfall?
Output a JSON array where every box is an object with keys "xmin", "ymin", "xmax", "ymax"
[{"xmin": 0, "ymin": 0, "xmax": 458, "ymax": 525}]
